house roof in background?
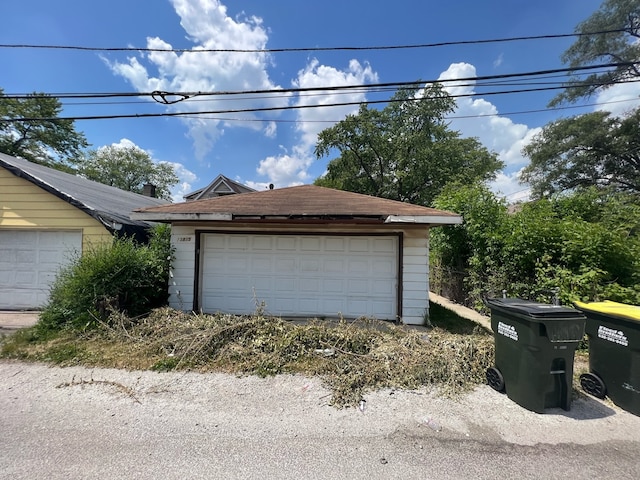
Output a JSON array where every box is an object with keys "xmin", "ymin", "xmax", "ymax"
[
  {"xmin": 0, "ymin": 153, "xmax": 169, "ymax": 234},
  {"xmin": 134, "ymin": 184, "xmax": 462, "ymax": 225},
  {"xmin": 184, "ymin": 174, "xmax": 255, "ymax": 200}
]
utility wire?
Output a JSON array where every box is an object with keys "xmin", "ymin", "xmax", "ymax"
[
  {"xmin": 6, "ymin": 77, "xmax": 640, "ymax": 123},
  {"xmin": 0, "ymin": 28, "xmax": 630, "ymax": 54},
  {"xmin": 3, "ymin": 61, "xmax": 637, "ymax": 102},
  {"xmin": 175, "ymin": 97, "xmax": 640, "ymax": 124}
]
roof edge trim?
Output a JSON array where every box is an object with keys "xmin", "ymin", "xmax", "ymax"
[
  {"xmin": 384, "ymin": 215, "xmax": 463, "ymax": 225},
  {"xmin": 130, "ymin": 212, "xmax": 234, "ymax": 222}
]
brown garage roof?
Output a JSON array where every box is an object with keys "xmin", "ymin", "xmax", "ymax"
[{"xmin": 132, "ymin": 184, "xmax": 461, "ymax": 225}]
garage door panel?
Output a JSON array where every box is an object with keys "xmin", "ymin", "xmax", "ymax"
[
  {"xmin": 273, "ymin": 277, "xmax": 296, "ymax": 292},
  {"xmin": 300, "ymin": 237, "xmax": 321, "ymax": 251},
  {"xmin": 251, "ymin": 257, "xmax": 272, "ymax": 272},
  {"xmin": 299, "ymin": 278, "xmax": 320, "ymax": 292},
  {"xmin": 373, "ymin": 237, "xmax": 395, "ymax": 251},
  {"xmin": 323, "ymin": 278, "xmax": 344, "ymax": 294},
  {"xmin": 349, "ymin": 238, "xmax": 369, "ymax": 252},
  {"xmin": 251, "ymin": 276, "xmax": 273, "ymax": 291},
  {"xmin": 0, "ymin": 230, "xmax": 82, "ymax": 309},
  {"xmin": 200, "ymin": 233, "xmax": 398, "ymax": 319},
  {"xmin": 348, "ymin": 259, "xmax": 369, "ymax": 274},
  {"xmin": 324, "ymin": 259, "xmax": 344, "ymax": 274}
]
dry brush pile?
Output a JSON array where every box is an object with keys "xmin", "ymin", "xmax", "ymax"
[{"xmin": 2, "ymin": 307, "xmax": 494, "ymax": 407}]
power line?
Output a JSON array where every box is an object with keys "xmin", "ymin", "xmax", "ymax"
[
  {"xmin": 176, "ymin": 97, "xmax": 640, "ymax": 124},
  {"xmin": 0, "ymin": 29, "xmax": 629, "ymax": 54},
  {"xmin": 6, "ymin": 78, "xmax": 640, "ymax": 123},
  {"xmin": 3, "ymin": 61, "xmax": 637, "ymax": 102}
]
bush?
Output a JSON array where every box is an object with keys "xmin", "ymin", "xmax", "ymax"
[{"xmin": 39, "ymin": 225, "xmax": 173, "ymax": 331}]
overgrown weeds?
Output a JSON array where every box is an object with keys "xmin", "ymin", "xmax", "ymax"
[{"xmin": 1, "ymin": 308, "xmax": 494, "ymax": 407}]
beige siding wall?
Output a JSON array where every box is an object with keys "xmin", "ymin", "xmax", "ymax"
[
  {"xmin": 0, "ymin": 168, "xmax": 112, "ymax": 251},
  {"xmin": 168, "ymin": 222, "xmax": 431, "ymax": 324}
]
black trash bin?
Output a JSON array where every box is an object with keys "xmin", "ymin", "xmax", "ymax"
[
  {"xmin": 574, "ymin": 301, "xmax": 640, "ymax": 417},
  {"xmin": 485, "ymin": 298, "xmax": 586, "ymax": 413}
]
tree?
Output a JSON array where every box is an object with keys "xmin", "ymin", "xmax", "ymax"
[
  {"xmin": 430, "ymin": 182, "xmax": 509, "ymax": 307},
  {"xmin": 431, "ymin": 186, "xmax": 640, "ymax": 309},
  {"xmin": 314, "ymin": 84, "xmax": 503, "ymax": 206},
  {"xmin": 551, "ymin": 0, "xmax": 640, "ymax": 106},
  {"xmin": 520, "ymin": 108, "xmax": 640, "ymax": 197},
  {"xmin": 79, "ymin": 144, "xmax": 179, "ymax": 200},
  {"xmin": 0, "ymin": 88, "xmax": 88, "ymax": 170}
]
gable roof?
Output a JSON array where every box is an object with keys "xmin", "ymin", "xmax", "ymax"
[
  {"xmin": 0, "ymin": 152, "xmax": 169, "ymax": 237},
  {"xmin": 184, "ymin": 174, "xmax": 255, "ymax": 201},
  {"xmin": 133, "ymin": 184, "xmax": 461, "ymax": 225}
]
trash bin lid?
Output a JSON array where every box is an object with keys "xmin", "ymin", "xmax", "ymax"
[
  {"xmin": 574, "ymin": 300, "xmax": 640, "ymax": 322},
  {"xmin": 485, "ymin": 298, "xmax": 584, "ymax": 319}
]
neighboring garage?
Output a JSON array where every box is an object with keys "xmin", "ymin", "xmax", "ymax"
[
  {"xmin": 200, "ymin": 233, "xmax": 398, "ymax": 318},
  {"xmin": 133, "ymin": 185, "xmax": 462, "ymax": 325},
  {"xmin": 0, "ymin": 152, "xmax": 168, "ymax": 310},
  {"xmin": 0, "ymin": 230, "xmax": 81, "ymax": 309}
]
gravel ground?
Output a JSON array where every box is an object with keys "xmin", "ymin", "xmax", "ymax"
[
  {"xmin": 3, "ymin": 360, "xmax": 639, "ymax": 447},
  {"xmin": 2, "ymin": 360, "xmax": 640, "ymax": 479}
]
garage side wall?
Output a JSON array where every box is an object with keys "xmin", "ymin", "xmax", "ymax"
[
  {"xmin": 0, "ymin": 169, "xmax": 112, "ymax": 250},
  {"xmin": 168, "ymin": 225, "xmax": 197, "ymax": 311},
  {"xmin": 401, "ymin": 229, "xmax": 430, "ymax": 325}
]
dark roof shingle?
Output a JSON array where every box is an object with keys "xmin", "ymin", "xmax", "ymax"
[{"xmin": 134, "ymin": 184, "xmax": 460, "ymax": 224}]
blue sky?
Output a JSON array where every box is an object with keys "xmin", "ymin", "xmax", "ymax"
[{"xmin": 3, "ymin": 0, "xmax": 639, "ymax": 202}]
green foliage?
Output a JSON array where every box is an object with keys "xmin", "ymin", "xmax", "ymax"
[
  {"xmin": 314, "ymin": 84, "xmax": 503, "ymax": 206},
  {"xmin": 39, "ymin": 226, "xmax": 174, "ymax": 331},
  {"xmin": 78, "ymin": 144, "xmax": 179, "ymax": 200},
  {"xmin": 431, "ymin": 183, "xmax": 509, "ymax": 308},
  {"xmin": 431, "ymin": 186, "xmax": 640, "ymax": 309},
  {"xmin": 551, "ymin": 0, "xmax": 640, "ymax": 106},
  {"xmin": 521, "ymin": 109, "xmax": 640, "ymax": 197},
  {"xmin": 0, "ymin": 89, "xmax": 88, "ymax": 170}
]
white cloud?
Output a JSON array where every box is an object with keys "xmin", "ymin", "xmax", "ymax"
[
  {"xmin": 256, "ymin": 145, "xmax": 311, "ymax": 187},
  {"xmin": 437, "ymin": 62, "xmax": 539, "ymax": 199},
  {"xmin": 490, "ymin": 170, "xmax": 530, "ymax": 202},
  {"xmin": 255, "ymin": 58, "xmax": 378, "ymax": 187},
  {"xmin": 104, "ymin": 0, "xmax": 289, "ymax": 160},
  {"xmin": 593, "ymin": 79, "xmax": 640, "ymax": 117},
  {"xmin": 167, "ymin": 162, "xmax": 198, "ymax": 202}
]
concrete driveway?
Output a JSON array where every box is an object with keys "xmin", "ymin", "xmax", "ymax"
[{"xmin": 0, "ymin": 311, "xmax": 39, "ymax": 335}]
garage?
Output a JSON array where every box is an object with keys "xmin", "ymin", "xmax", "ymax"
[
  {"xmin": 199, "ymin": 233, "xmax": 399, "ymax": 319},
  {"xmin": 132, "ymin": 184, "xmax": 462, "ymax": 325},
  {"xmin": 0, "ymin": 230, "xmax": 82, "ymax": 309}
]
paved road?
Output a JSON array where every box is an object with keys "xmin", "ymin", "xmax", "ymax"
[{"xmin": 1, "ymin": 361, "xmax": 639, "ymax": 479}]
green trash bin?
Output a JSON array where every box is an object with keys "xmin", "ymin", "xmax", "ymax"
[
  {"xmin": 485, "ymin": 298, "xmax": 586, "ymax": 413},
  {"xmin": 574, "ymin": 301, "xmax": 640, "ymax": 417}
]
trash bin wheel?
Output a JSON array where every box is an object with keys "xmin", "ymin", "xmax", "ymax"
[
  {"xmin": 580, "ymin": 373, "xmax": 606, "ymax": 399},
  {"xmin": 486, "ymin": 367, "xmax": 505, "ymax": 392}
]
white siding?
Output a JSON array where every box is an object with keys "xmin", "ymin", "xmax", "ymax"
[
  {"xmin": 168, "ymin": 226, "xmax": 196, "ymax": 311},
  {"xmin": 401, "ymin": 230, "xmax": 430, "ymax": 324}
]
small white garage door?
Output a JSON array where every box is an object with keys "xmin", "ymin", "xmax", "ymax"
[
  {"xmin": 0, "ymin": 230, "xmax": 82, "ymax": 309},
  {"xmin": 200, "ymin": 233, "xmax": 399, "ymax": 319}
]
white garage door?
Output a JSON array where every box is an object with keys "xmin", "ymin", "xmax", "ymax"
[
  {"xmin": 200, "ymin": 233, "xmax": 398, "ymax": 319},
  {"xmin": 0, "ymin": 230, "xmax": 82, "ymax": 309}
]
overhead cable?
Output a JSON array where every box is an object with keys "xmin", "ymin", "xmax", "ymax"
[
  {"xmin": 0, "ymin": 29, "xmax": 630, "ymax": 54},
  {"xmin": 3, "ymin": 61, "xmax": 638, "ymax": 102}
]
